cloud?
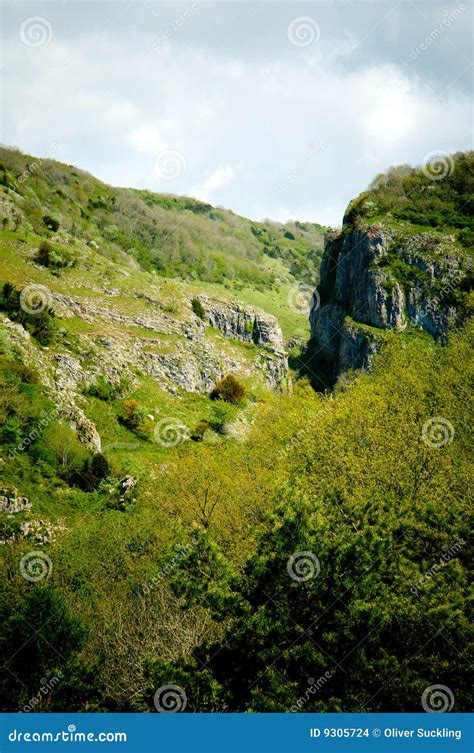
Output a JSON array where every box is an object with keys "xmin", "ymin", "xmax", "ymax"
[
  {"xmin": 193, "ymin": 165, "xmax": 236, "ymax": 203},
  {"xmin": 1, "ymin": 1, "xmax": 472, "ymax": 225}
]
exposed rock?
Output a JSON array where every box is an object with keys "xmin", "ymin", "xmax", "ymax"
[
  {"xmin": 195, "ymin": 295, "xmax": 285, "ymax": 353},
  {"xmin": 119, "ymin": 475, "xmax": 137, "ymax": 494},
  {"xmin": 68, "ymin": 407, "xmax": 102, "ymax": 453},
  {"xmin": 0, "ymin": 489, "xmax": 31, "ymax": 513},
  {"xmin": 310, "ymin": 226, "xmax": 470, "ymax": 385}
]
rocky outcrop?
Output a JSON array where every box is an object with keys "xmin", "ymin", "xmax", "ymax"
[
  {"xmin": 0, "ymin": 488, "xmax": 31, "ymax": 513},
  {"xmin": 194, "ymin": 295, "xmax": 285, "ymax": 353},
  {"xmin": 310, "ymin": 226, "xmax": 470, "ymax": 385}
]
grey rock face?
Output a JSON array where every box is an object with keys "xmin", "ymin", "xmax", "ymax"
[
  {"xmin": 0, "ymin": 489, "xmax": 31, "ymax": 513},
  {"xmin": 195, "ymin": 296, "xmax": 285, "ymax": 353},
  {"xmin": 310, "ymin": 226, "xmax": 470, "ymax": 384}
]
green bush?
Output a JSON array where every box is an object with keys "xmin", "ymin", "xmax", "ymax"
[
  {"xmin": 191, "ymin": 298, "xmax": 206, "ymax": 321},
  {"xmin": 36, "ymin": 240, "xmax": 72, "ymax": 269},
  {"xmin": 85, "ymin": 375, "xmax": 124, "ymax": 402},
  {"xmin": 210, "ymin": 402, "xmax": 238, "ymax": 433},
  {"xmin": 191, "ymin": 420, "xmax": 211, "ymax": 442},
  {"xmin": 0, "ymin": 282, "xmax": 57, "ymax": 345}
]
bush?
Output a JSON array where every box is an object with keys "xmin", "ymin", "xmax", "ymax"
[
  {"xmin": 74, "ymin": 453, "xmax": 111, "ymax": 491},
  {"xmin": 210, "ymin": 374, "xmax": 245, "ymax": 405},
  {"xmin": 36, "ymin": 240, "xmax": 71, "ymax": 270},
  {"xmin": 210, "ymin": 402, "xmax": 238, "ymax": 434},
  {"xmin": 191, "ymin": 420, "xmax": 211, "ymax": 442},
  {"xmin": 191, "ymin": 298, "xmax": 206, "ymax": 321},
  {"xmin": 119, "ymin": 399, "xmax": 151, "ymax": 439},
  {"xmin": 42, "ymin": 215, "xmax": 60, "ymax": 232},
  {"xmin": 85, "ymin": 376, "xmax": 126, "ymax": 402},
  {"xmin": 0, "ymin": 282, "xmax": 57, "ymax": 345}
]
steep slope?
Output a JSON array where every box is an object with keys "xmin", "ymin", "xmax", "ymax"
[{"xmin": 309, "ymin": 152, "xmax": 473, "ymax": 388}]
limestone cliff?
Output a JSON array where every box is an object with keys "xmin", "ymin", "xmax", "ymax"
[{"xmin": 310, "ymin": 225, "xmax": 471, "ymax": 386}]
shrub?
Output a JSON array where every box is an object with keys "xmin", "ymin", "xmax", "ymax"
[
  {"xmin": 244, "ymin": 320, "xmax": 254, "ymax": 335},
  {"xmin": 209, "ymin": 403, "xmax": 237, "ymax": 434},
  {"xmin": 191, "ymin": 420, "xmax": 211, "ymax": 442},
  {"xmin": 85, "ymin": 376, "xmax": 121, "ymax": 402},
  {"xmin": 74, "ymin": 453, "xmax": 111, "ymax": 491},
  {"xmin": 191, "ymin": 298, "xmax": 206, "ymax": 321},
  {"xmin": 119, "ymin": 399, "xmax": 151, "ymax": 439},
  {"xmin": 36, "ymin": 240, "xmax": 71, "ymax": 269},
  {"xmin": 210, "ymin": 374, "xmax": 245, "ymax": 405},
  {"xmin": 42, "ymin": 215, "xmax": 60, "ymax": 232},
  {"xmin": 0, "ymin": 283, "xmax": 57, "ymax": 345}
]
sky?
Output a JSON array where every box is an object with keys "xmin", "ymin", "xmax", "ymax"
[{"xmin": 1, "ymin": 0, "xmax": 473, "ymax": 225}]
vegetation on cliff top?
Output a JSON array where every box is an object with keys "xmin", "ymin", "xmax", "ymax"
[{"xmin": 344, "ymin": 150, "xmax": 474, "ymax": 253}]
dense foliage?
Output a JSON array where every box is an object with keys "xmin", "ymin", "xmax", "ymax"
[
  {"xmin": 0, "ymin": 147, "xmax": 325, "ymax": 289},
  {"xmin": 345, "ymin": 151, "xmax": 474, "ymax": 250},
  {"xmin": 0, "ymin": 321, "xmax": 471, "ymax": 712}
]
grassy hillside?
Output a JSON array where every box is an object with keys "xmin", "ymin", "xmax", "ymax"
[{"xmin": 0, "ymin": 147, "xmax": 325, "ymax": 290}]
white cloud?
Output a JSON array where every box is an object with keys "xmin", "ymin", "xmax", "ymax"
[
  {"xmin": 193, "ymin": 165, "xmax": 236, "ymax": 203},
  {"xmin": 1, "ymin": 2, "xmax": 471, "ymax": 226}
]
